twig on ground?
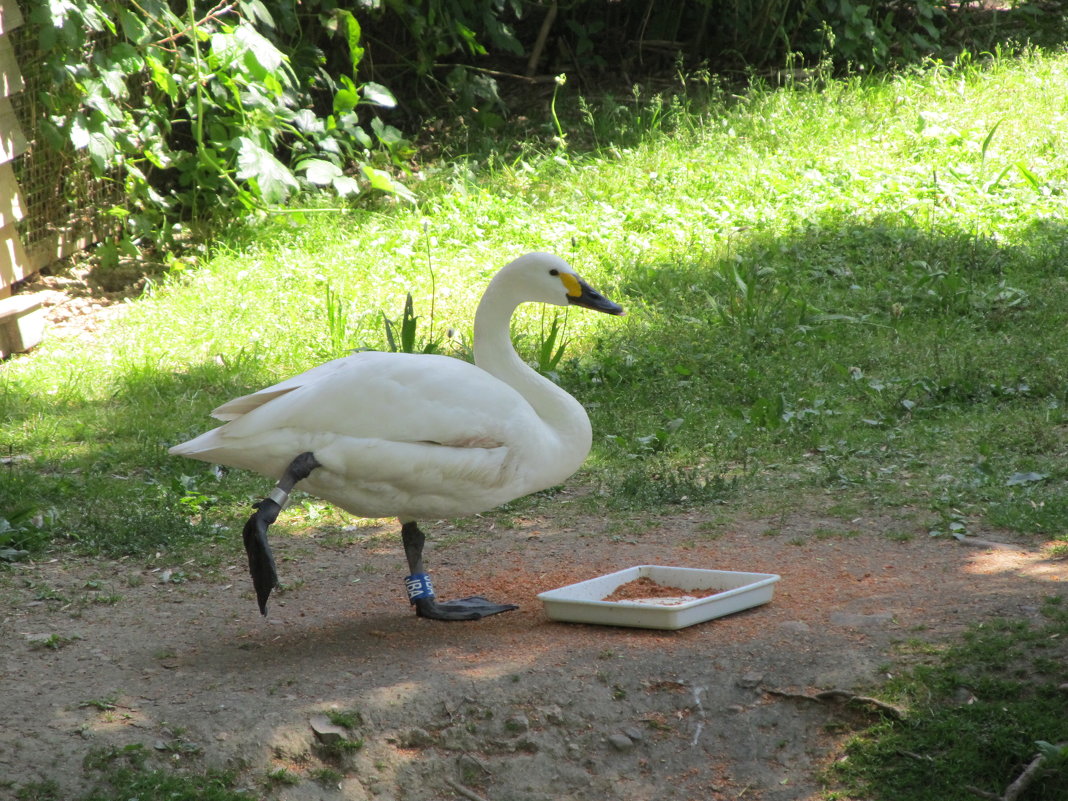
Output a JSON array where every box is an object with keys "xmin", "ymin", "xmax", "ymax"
[
  {"xmin": 445, "ymin": 778, "xmax": 492, "ymax": 801},
  {"xmin": 952, "ymin": 533, "xmax": 1022, "ymax": 550},
  {"xmin": 766, "ymin": 687, "xmax": 906, "ymax": 720},
  {"xmin": 966, "ymin": 742, "xmax": 1068, "ymax": 801}
]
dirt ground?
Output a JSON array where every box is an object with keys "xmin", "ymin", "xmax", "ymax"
[
  {"xmin": 2, "ymin": 503, "xmax": 1065, "ymax": 801},
  {"xmin": 4, "ymin": 267, "xmax": 1067, "ymax": 800}
]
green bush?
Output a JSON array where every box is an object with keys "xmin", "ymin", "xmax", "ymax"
[{"xmin": 29, "ymin": 0, "xmax": 412, "ymax": 248}]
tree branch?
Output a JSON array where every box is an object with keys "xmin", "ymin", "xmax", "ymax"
[
  {"xmin": 766, "ymin": 687, "xmax": 906, "ymax": 720},
  {"xmin": 154, "ymin": 2, "xmax": 236, "ymax": 47},
  {"xmin": 966, "ymin": 742, "xmax": 1067, "ymax": 801}
]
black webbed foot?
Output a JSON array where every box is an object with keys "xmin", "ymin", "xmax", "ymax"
[
  {"xmin": 413, "ymin": 596, "xmax": 519, "ymax": 621},
  {"xmin": 401, "ymin": 520, "xmax": 517, "ymax": 621},
  {"xmin": 242, "ymin": 452, "xmax": 322, "ymax": 616},
  {"xmin": 243, "ymin": 499, "xmax": 281, "ymax": 615}
]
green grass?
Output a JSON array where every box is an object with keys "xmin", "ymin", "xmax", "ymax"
[
  {"xmin": 5, "ymin": 50, "xmax": 1068, "ymax": 554},
  {"xmin": 835, "ymin": 597, "xmax": 1068, "ymax": 800}
]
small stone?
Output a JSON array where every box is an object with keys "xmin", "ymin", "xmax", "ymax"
[
  {"xmin": 779, "ymin": 620, "xmax": 811, "ymax": 633},
  {"xmin": 622, "ymin": 726, "xmax": 644, "ymax": 742},
  {"xmin": 310, "ymin": 714, "xmax": 347, "ymax": 745},
  {"xmin": 1059, "ymin": 683, "xmax": 1068, "ymax": 693},
  {"xmin": 738, "ymin": 671, "xmax": 764, "ymax": 689},
  {"xmin": 952, "ymin": 687, "xmax": 977, "ymax": 705},
  {"xmin": 607, "ymin": 732, "xmax": 635, "ymax": 751},
  {"xmin": 540, "ymin": 704, "xmax": 566, "ymax": 726}
]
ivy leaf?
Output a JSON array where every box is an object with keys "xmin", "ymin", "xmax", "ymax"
[
  {"xmin": 361, "ymin": 82, "xmax": 397, "ymax": 108},
  {"xmin": 235, "ymin": 23, "xmax": 286, "ymax": 76},
  {"xmin": 1006, "ymin": 471, "xmax": 1048, "ymax": 487},
  {"xmin": 241, "ymin": 0, "xmax": 277, "ymax": 30},
  {"xmin": 107, "ymin": 42, "xmax": 144, "ymax": 73},
  {"xmin": 293, "ymin": 109, "xmax": 325, "ymax": 134},
  {"xmin": 87, "ymin": 131, "xmax": 116, "ymax": 172},
  {"xmin": 235, "ymin": 137, "xmax": 298, "ymax": 205},
  {"xmin": 301, "ymin": 158, "xmax": 342, "ymax": 186},
  {"xmin": 334, "ymin": 89, "xmax": 360, "ymax": 114},
  {"xmin": 145, "ymin": 55, "xmax": 178, "ymax": 102},
  {"xmin": 69, "ymin": 113, "xmax": 92, "ymax": 150},
  {"xmin": 332, "ymin": 175, "xmax": 361, "ymax": 197},
  {"xmin": 361, "ymin": 166, "xmax": 415, "ymax": 202},
  {"xmin": 117, "ymin": 9, "xmax": 150, "ymax": 44}
]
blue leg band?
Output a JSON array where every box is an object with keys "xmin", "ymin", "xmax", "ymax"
[{"xmin": 405, "ymin": 573, "xmax": 435, "ymax": 603}]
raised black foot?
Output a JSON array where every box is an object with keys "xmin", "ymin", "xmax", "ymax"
[
  {"xmin": 243, "ymin": 451, "xmax": 322, "ymax": 615},
  {"xmin": 242, "ymin": 499, "xmax": 281, "ymax": 615},
  {"xmin": 413, "ymin": 596, "xmax": 518, "ymax": 621}
]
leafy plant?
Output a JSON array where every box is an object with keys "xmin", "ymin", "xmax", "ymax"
[
  {"xmin": 835, "ymin": 607, "xmax": 1068, "ymax": 800},
  {"xmin": 813, "ymin": 0, "xmax": 946, "ymax": 68},
  {"xmin": 0, "ymin": 506, "xmax": 45, "ymax": 561},
  {"xmin": 29, "ymin": 0, "xmax": 412, "ymax": 251}
]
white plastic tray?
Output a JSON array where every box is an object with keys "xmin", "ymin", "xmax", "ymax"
[{"xmin": 537, "ymin": 565, "xmax": 780, "ymax": 630}]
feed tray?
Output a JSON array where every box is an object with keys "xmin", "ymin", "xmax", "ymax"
[{"xmin": 538, "ymin": 565, "xmax": 780, "ymax": 630}]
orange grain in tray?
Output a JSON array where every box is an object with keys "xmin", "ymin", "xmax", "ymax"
[{"xmin": 602, "ymin": 577, "xmax": 704, "ymax": 603}]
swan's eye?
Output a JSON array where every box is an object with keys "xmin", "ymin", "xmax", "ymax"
[{"xmin": 549, "ymin": 269, "xmax": 559, "ymax": 276}]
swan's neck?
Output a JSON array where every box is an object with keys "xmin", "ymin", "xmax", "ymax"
[{"xmin": 473, "ymin": 285, "xmax": 592, "ymax": 453}]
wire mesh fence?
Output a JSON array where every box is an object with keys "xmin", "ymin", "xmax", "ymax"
[{"xmin": 9, "ymin": 22, "xmax": 117, "ymax": 266}]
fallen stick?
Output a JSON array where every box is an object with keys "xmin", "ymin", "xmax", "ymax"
[
  {"xmin": 966, "ymin": 741, "xmax": 1068, "ymax": 801},
  {"xmin": 445, "ymin": 778, "xmax": 492, "ymax": 801},
  {"xmin": 952, "ymin": 533, "xmax": 1022, "ymax": 550},
  {"xmin": 766, "ymin": 687, "xmax": 906, "ymax": 720}
]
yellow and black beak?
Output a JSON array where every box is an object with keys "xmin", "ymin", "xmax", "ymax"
[{"xmin": 562, "ymin": 273, "xmax": 625, "ymax": 316}]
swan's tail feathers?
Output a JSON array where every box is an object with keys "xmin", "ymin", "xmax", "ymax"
[{"xmin": 169, "ymin": 429, "xmax": 224, "ymax": 460}]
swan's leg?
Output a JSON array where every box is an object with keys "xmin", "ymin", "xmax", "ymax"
[
  {"xmin": 401, "ymin": 521, "xmax": 518, "ymax": 621},
  {"xmin": 242, "ymin": 452, "xmax": 322, "ymax": 615}
]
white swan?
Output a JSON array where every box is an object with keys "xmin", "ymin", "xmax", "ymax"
[{"xmin": 170, "ymin": 253, "xmax": 624, "ymax": 619}]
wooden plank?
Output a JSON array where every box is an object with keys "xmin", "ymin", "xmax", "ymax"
[
  {"xmin": 0, "ymin": 222, "xmax": 29, "ymax": 293},
  {"xmin": 0, "ymin": 36, "xmax": 23, "ymax": 99},
  {"xmin": 0, "ymin": 0, "xmax": 24, "ymax": 37},
  {"xmin": 25, "ymin": 229, "xmax": 101, "ymax": 274},
  {"xmin": 0, "ymin": 96, "xmax": 26, "ymax": 164},
  {"xmin": 0, "ymin": 161, "xmax": 23, "ymax": 226},
  {"xmin": 0, "ymin": 292, "xmax": 46, "ymax": 357}
]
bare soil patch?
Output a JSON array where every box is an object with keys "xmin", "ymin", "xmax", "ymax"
[{"xmin": 2, "ymin": 503, "xmax": 1065, "ymax": 801}]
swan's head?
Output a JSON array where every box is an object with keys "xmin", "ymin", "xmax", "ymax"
[{"xmin": 495, "ymin": 253, "xmax": 625, "ymax": 316}]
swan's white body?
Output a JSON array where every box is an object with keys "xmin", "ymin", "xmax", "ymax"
[{"xmin": 170, "ymin": 253, "xmax": 614, "ymax": 522}]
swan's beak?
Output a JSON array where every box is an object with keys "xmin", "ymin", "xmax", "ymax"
[{"xmin": 568, "ymin": 277, "xmax": 625, "ymax": 316}]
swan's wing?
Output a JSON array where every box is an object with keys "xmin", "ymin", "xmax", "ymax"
[
  {"xmin": 215, "ymin": 352, "xmax": 534, "ymax": 446},
  {"xmin": 210, "ymin": 357, "xmax": 354, "ymax": 421}
]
